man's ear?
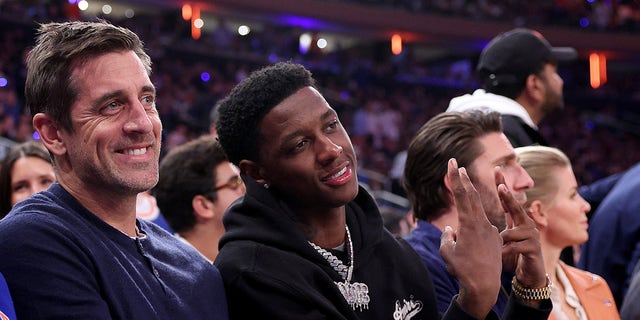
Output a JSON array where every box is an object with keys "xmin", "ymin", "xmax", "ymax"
[
  {"xmin": 525, "ymin": 73, "xmax": 545, "ymax": 102},
  {"xmin": 33, "ymin": 113, "xmax": 66, "ymax": 156},
  {"xmin": 443, "ymin": 173, "xmax": 453, "ymax": 193},
  {"xmin": 442, "ymin": 173, "xmax": 454, "ymax": 204},
  {"xmin": 239, "ymin": 159, "xmax": 269, "ymax": 185},
  {"xmin": 192, "ymin": 195, "xmax": 215, "ymax": 221}
]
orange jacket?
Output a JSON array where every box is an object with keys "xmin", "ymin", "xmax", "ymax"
[{"xmin": 548, "ymin": 262, "xmax": 620, "ymax": 320}]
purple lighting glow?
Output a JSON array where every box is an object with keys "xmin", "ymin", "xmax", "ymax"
[
  {"xmin": 580, "ymin": 18, "xmax": 590, "ymax": 28},
  {"xmin": 277, "ymin": 14, "xmax": 333, "ymax": 30},
  {"xmin": 200, "ymin": 72, "xmax": 211, "ymax": 82},
  {"xmin": 585, "ymin": 121, "xmax": 595, "ymax": 131}
]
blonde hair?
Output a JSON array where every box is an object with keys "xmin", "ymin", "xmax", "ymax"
[{"xmin": 515, "ymin": 145, "xmax": 571, "ymax": 209}]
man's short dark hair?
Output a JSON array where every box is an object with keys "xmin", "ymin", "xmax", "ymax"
[
  {"xmin": 25, "ymin": 20, "xmax": 151, "ymax": 132},
  {"xmin": 216, "ymin": 62, "xmax": 315, "ymax": 166},
  {"xmin": 403, "ymin": 111, "xmax": 502, "ymax": 221},
  {"xmin": 153, "ymin": 136, "xmax": 229, "ymax": 233}
]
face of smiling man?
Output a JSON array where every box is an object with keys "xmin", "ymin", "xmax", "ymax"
[
  {"xmin": 252, "ymin": 86, "xmax": 359, "ymax": 212},
  {"xmin": 56, "ymin": 50, "xmax": 162, "ymax": 197}
]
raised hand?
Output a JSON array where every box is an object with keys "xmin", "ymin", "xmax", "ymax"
[
  {"xmin": 440, "ymin": 158, "xmax": 503, "ymax": 318},
  {"xmin": 497, "ymin": 166, "xmax": 547, "ymax": 290}
]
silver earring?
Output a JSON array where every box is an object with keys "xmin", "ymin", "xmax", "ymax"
[{"xmin": 263, "ymin": 183, "xmax": 270, "ymax": 189}]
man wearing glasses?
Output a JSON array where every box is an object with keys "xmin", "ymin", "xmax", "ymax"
[{"xmin": 153, "ymin": 135, "xmax": 246, "ymax": 262}]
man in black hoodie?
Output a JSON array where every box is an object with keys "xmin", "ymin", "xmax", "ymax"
[{"xmin": 214, "ymin": 62, "xmax": 551, "ymax": 319}]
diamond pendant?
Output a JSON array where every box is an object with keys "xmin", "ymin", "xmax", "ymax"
[{"xmin": 335, "ymin": 280, "xmax": 370, "ymax": 311}]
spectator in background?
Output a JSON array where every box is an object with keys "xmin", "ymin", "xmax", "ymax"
[
  {"xmin": 214, "ymin": 62, "xmax": 550, "ymax": 319},
  {"xmin": 446, "ymin": 27, "xmax": 617, "ymax": 267},
  {"xmin": 0, "ymin": 89, "xmax": 22, "ymax": 139},
  {"xmin": 517, "ymin": 145, "xmax": 619, "ymax": 319},
  {"xmin": 379, "ymin": 206, "xmax": 415, "ymax": 238},
  {"xmin": 0, "ymin": 115, "xmax": 15, "ymax": 142},
  {"xmin": 13, "ymin": 114, "xmax": 36, "ymax": 143},
  {"xmin": 164, "ymin": 120, "xmax": 191, "ymax": 151},
  {"xmin": 0, "ymin": 20, "xmax": 228, "ymax": 319},
  {"xmin": 389, "ymin": 149, "xmax": 407, "ymax": 197},
  {"xmin": 578, "ymin": 162, "xmax": 640, "ymax": 308},
  {"xmin": 447, "ymin": 28, "xmax": 577, "ymax": 147},
  {"xmin": 403, "ymin": 110, "xmax": 548, "ymax": 316},
  {"xmin": 0, "ymin": 140, "xmax": 54, "ymax": 218},
  {"xmin": 154, "ymin": 135, "xmax": 245, "ymax": 262}
]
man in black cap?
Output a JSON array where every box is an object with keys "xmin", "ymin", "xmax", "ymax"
[
  {"xmin": 448, "ymin": 28, "xmax": 577, "ymax": 147},
  {"xmin": 447, "ymin": 28, "xmax": 621, "ymax": 270}
]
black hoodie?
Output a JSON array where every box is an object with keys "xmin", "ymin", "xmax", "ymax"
[{"xmin": 214, "ymin": 177, "xmax": 548, "ymax": 320}]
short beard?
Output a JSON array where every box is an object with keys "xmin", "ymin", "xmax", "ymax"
[{"xmin": 540, "ymin": 83, "xmax": 564, "ymax": 117}]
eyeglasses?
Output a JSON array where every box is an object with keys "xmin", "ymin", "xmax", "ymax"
[{"xmin": 214, "ymin": 176, "xmax": 244, "ymax": 191}]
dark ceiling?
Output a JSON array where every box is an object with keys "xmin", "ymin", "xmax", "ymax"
[{"xmin": 118, "ymin": 0, "xmax": 640, "ymax": 60}]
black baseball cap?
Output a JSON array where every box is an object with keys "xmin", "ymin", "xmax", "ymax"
[{"xmin": 477, "ymin": 28, "xmax": 577, "ymax": 87}]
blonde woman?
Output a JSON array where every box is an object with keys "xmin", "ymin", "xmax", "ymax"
[{"xmin": 517, "ymin": 145, "xmax": 619, "ymax": 320}]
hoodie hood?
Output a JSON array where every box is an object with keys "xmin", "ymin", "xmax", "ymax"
[{"xmin": 447, "ymin": 89, "xmax": 537, "ymax": 129}]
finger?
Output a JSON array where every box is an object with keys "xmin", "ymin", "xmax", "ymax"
[
  {"xmin": 447, "ymin": 158, "xmax": 463, "ymax": 194},
  {"xmin": 500, "ymin": 227, "xmax": 539, "ymax": 245},
  {"xmin": 440, "ymin": 225, "xmax": 456, "ymax": 250},
  {"xmin": 505, "ymin": 212, "xmax": 514, "ymax": 230},
  {"xmin": 500, "ymin": 184, "xmax": 515, "ymax": 229},
  {"xmin": 494, "ymin": 166, "xmax": 506, "ymax": 188},
  {"xmin": 495, "ymin": 167, "xmax": 514, "ymax": 229},
  {"xmin": 498, "ymin": 184, "xmax": 531, "ymax": 227},
  {"xmin": 458, "ymin": 167, "xmax": 475, "ymax": 193},
  {"xmin": 448, "ymin": 158, "xmax": 471, "ymax": 217},
  {"xmin": 502, "ymin": 237, "xmax": 539, "ymax": 255},
  {"xmin": 457, "ymin": 166, "xmax": 487, "ymax": 224},
  {"xmin": 439, "ymin": 226, "xmax": 458, "ymax": 276}
]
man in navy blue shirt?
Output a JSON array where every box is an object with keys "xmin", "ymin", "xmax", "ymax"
[{"xmin": 0, "ymin": 21, "xmax": 228, "ymax": 319}]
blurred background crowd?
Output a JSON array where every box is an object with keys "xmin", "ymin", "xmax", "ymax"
[
  {"xmin": 342, "ymin": 0, "xmax": 640, "ymax": 32},
  {"xmin": 1, "ymin": 0, "xmax": 639, "ymax": 213}
]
